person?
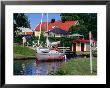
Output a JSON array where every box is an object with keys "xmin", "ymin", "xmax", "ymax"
[
  {"xmin": 27, "ymin": 42, "xmax": 29, "ymax": 47},
  {"xmin": 32, "ymin": 41, "xmax": 36, "ymax": 47},
  {"xmin": 22, "ymin": 36, "xmax": 26, "ymax": 46}
]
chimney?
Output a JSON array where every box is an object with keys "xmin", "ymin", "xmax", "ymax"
[
  {"xmin": 51, "ymin": 19, "xmax": 55, "ymax": 23},
  {"xmin": 62, "ymin": 18, "xmax": 66, "ymax": 23},
  {"xmin": 62, "ymin": 20, "xmax": 65, "ymax": 23}
]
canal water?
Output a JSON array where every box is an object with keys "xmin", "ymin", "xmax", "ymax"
[{"xmin": 14, "ymin": 59, "xmax": 66, "ymax": 75}]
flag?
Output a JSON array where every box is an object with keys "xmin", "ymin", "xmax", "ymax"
[
  {"xmin": 89, "ymin": 31, "xmax": 93, "ymax": 47},
  {"xmin": 89, "ymin": 31, "xmax": 92, "ymax": 40}
]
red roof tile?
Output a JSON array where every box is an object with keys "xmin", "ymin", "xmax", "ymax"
[{"xmin": 35, "ymin": 21, "xmax": 77, "ymax": 31}]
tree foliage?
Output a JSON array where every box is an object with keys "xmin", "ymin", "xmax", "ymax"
[
  {"xmin": 39, "ymin": 29, "xmax": 46, "ymax": 45},
  {"xmin": 14, "ymin": 13, "xmax": 30, "ymax": 28},
  {"xmin": 60, "ymin": 13, "xmax": 97, "ymax": 40},
  {"xmin": 13, "ymin": 13, "xmax": 30, "ymax": 37}
]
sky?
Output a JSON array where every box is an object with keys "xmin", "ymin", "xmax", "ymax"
[{"xmin": 25, "ymin": 13, "xmax": 61, "ymax": 30}]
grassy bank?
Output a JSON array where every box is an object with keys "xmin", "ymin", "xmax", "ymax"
[
  {"xmin": 55, "ymin": 57, "xmax": 97, "ymax": 75},
  {"xmin": 14, "ymin": 45, "xmax": 36, "ymax": 59}
]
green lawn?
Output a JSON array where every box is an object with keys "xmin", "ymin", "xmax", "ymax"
[
  {"xmin": 14, "ymin": 45, "xmax": 36, "ymax": 59},
  {"xmin": 55, "ymin": 57, "xmax": 97, "ymax": 75}
]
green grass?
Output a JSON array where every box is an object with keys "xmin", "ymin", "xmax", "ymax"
[
  {"xmin": 55, "ymin": 57, "xmax": 97, "ymax": 75},
  {"xmin": 14, "ymin": 45, "xmax": 36, "ymax": 59}
]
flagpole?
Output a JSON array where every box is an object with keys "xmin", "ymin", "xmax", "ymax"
[
  {"xmin": 89, "ymin": 31, "xmax": 93, "ymax": 74},
  {"xmin": 38, "ymin": 13, "xmax": 43, "ymax": 46}
]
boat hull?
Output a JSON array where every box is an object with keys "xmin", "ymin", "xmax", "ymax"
[{"xmin": 36, "ymin": 53, "xmax": 64, "ymax": 60}]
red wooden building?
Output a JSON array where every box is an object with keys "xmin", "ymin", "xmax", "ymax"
[{"xmin": 71, "ymin": 39, "xmax": 96, "ymax": 52}]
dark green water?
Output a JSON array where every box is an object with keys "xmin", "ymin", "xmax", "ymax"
[{"xmin": 14, "ymin": 59, "xmax": 64, "ymax": 75}]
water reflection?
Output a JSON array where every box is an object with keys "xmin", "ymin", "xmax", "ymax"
[{"xmin": 14, "ymin": 59, "xmax": 63, "ymax": 75}]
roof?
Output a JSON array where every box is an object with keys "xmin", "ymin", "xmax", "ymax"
[
  {"xmin": 48, "ymin": 27, "xmax": 68, "ymax": 35},
  {"xmin": 71, "ymin": 39, "xmax": 96, "ymax": 43},
  {"xmin": 69, "ymin": 34, "xmax": 83, "ymax": 37},
  {"xmin": 17, "ymin": 27, "xmax": 33, "ymax": 32},
  {"xmin": 35, "ymin": 21, "xmax": 78, "ymax": 31}
]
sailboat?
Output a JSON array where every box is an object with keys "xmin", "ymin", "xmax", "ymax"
[{"xmin": 36, "ymin": 13, "xmax": 65, "ymax": 60}]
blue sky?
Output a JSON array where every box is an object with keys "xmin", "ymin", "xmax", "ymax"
[{"xmin": 25, "ymin": 13, "xmax": 61, "ymax": 30}]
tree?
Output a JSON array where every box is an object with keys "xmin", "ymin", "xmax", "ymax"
[
  {"xmin": 69, "ymin": 24, "xmax": 88, "ymax": 39},
  {"xmin": 14, "ymin": 13, "xmax": 30, "ymax": 28},
  {"xmin": 39, "ymin": 29, "xmax": 46, "ymax": 45},
  {"xmin": 13, "ymin": 13, "xmax": 30, "ymax": 37},
  {"xmin": 60, "ymin": 13, "xmax": 97, "ymax": 40}
]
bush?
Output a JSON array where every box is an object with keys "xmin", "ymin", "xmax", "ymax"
[
  {"xmin": 14, "ymin": 35, "xmax": 22, "ymax": 44},
  {"xmin": 92, "ymin": 49, "xmax": 97, "ymax": 57}
]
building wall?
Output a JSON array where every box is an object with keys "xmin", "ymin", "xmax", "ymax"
[
  {"xmin": 25, "ymin": 32, "xmax": 33, "ymax": 35},
  {"xmin": 35, "ymin": 31, "xmax": 40, "ymax": 37},
  {"xmin": 72, "ymin": 44, "xmax": 73, "ymax": 51},
  {"xmin": 76, "ymin": 43, "xmax": 81, "ymax": 51},
  {"xmin": 72, "ymin": 42, "xmax": 96, "ymax": 52},
  {"xmin": 84, "ymin": 43, "xmax": 86, "ymax": 51},
  {"xmin": 85, "ymin": 43, "xmax": 97, "ymax": 51},
  {"xmin": 86, "ymin": 43, "xmax": 90, "ymax": 51},
  {"xmin": 72, "ymin": 42, "xmax": 90, "ymax": 52}
]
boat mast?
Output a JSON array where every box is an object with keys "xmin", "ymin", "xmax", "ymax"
[
  {"xmin": 46, "ymin": 13, "xmax": 50, "ymax": 47},
  {"xmin": 38, "ymin": 13, "xmax": 43, "ymax": 46},
  {"xmin": 47, "ymin": 13, "xmax": 48, "ymax": 32}
]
